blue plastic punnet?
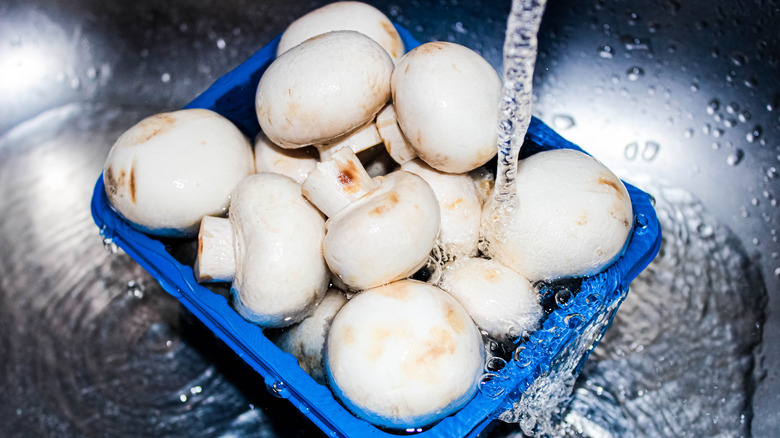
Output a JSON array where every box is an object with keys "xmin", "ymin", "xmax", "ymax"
[{"xmin": 91, "ymin": 24, "xmax": 661, "ymax": 438}]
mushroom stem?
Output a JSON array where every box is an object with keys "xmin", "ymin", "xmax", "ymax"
[
  {"xmin": 376, "ymin": 104, "xmax": 417, "ymax": 165},
  {"xmin": 316, "ymin": 121, "xmax": 383, "ymax": 161},
  {"xmin": 196, "ymin": 215, "xmax": 235, "ymax": 282},
  {"xmin": 302, "ymin": 147, "xmax": 377, "ymax": 217}
]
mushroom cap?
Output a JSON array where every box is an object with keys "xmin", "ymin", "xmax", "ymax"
[
  {"xmin": 103, "ymin": 109, "xmax": 254, "ymax": 237},
  {"xmin": 277, "ymin": 1, "xmax": 404, "ymax": 63},
  {"xmin": 482, "ymin": 149, "xmax": 634, "ymax": 281},
  {"xmin": 256, "ymin": 30, "xmax": 394, "ymax": 148},
  {"xmin": 401, "ymin": 159, "xmax": 481, "ymax": 260},
  {"xmin": 324, "ymin": 170, "xmax": 440, "ymax": 290},
  {"xmin": 272, "ymin": 288, "xmax": 348, "ymax": 385},
  {"xmin": 391, "ymin": 42, "xmax": 502, "ymax": 173},
  {"xmin": 253, "ymin": 131, "xmax": 319, "ymax": 184},
  {"xmin": 326, "ymin": 279, "xmax": 485, "ymax": 429},
  {"xmin": 439, "ymin": 257, "xmax": 543, "ymax": 341},
  {"xmin": 230, "ymin": 173, "xmax": 329, "ymax": 328}
]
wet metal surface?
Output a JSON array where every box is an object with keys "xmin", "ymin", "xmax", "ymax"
[{"xmin": 1, "ymin": 0, "xmax": 778, "ymax": 436}]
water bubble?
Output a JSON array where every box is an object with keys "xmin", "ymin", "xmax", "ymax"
[
  {"xmin": 697, "ymin": 223, "xmax": 714, "ymax": 238},
  {"xmin": 767, "ymin": 167, "xmax": 778, "ymax": 179},
  {"xmin": 743, "ymin": 77, "xmax": 758, "ymax": 88},
  {"xmin": 179, "ymin": 394, "xmax": 188, "ymax": 403},
  {"xmin": 598, "ymin": 45, "xmax": 614, "ymax": 58},
  {"xmin": 625, "ymin": 142, "xmax": 639, "ymax": 160},
  {"xmin": 161, "ymin": 72, "xmax": 171, "ymax": 83},
  {"xmin": 702, "ymin": 124, "xmax": 712, "ymax": 135},
  {"xmin": 726, "ymin": 149, "xmax": 744, "ymax": 166},
  {"xmin": 485, "ymin": 356, "xmax": 507, "ymax": 372},
  {"xmin": 627, "ymin": 66, "xmax": 644, "ymax": 81},
  {"xmin": 738, "ymin": 111, "xmax": 752, "ymax": 123},
  {"xmin": 690, "ymin": 83, "xmax": 699, "ymax": 92},
  {"xmin": 726, "ymin": 102, "xmax": 739, "ymax": 114},
  {"xmin": 684, "ymin": 128, "xmax": 694, "ymax": 138},
  {"xmin": 70, "ymin": 77, "xmax": 81, "ymax": 90},
  {"xmin": 179, "ymin": 23, "xmax": 188, "ymax": 32},
  {"xmin": 724, "ymin": 118, "xmax": 737, "ymax": 128},
  {"xmin": 586, "ymin": 294, "xmax": 602, "ymax": 305},
  {"xmin": 552, "ymin": 114, "xmax": 576, "ymax": 130},
  {"xmin": 216, "ymin": 38, "xmax": 226, "ymax": 50},
  {"xmin": 712, "ymin": 128, "xmax": 724, "ymax": 138},
  {"xmin": 266, "ymin": 380, "xmax": 289, "ymax": 398},
  {"xmin": 643, "ymin": 141, "xmax": 660, "ymax": 161},
  {"xmin": 751, "ymin": 197, "xmax": 759, "ymax": 206},
  {"xmin": 478, "ymin": 373, "xmax": 506, "ymax": 398}
]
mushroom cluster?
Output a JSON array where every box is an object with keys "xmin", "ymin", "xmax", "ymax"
[{"xmin": 102, "ymin": 1, "xmax": 635, "ymax": 432}]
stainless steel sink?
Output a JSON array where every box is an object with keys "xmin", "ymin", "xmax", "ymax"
[{"xmin": 1, "ymin": 0, "xmax": 777, "ymax": 436}]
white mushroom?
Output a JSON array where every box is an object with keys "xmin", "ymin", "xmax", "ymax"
[
  {"xmin": 438, "ymin": 257, "xmax": 543, "ymax": 341},
  {"xmin": 276, "ymin": 1, "xmax": 405, "ymax": 63},
  {"xmin": 103, "ymin": 108, "xmax": 254, "ymax": 237},
  {"xmin": 271, "ymin": 288, "xmax": 348, "ymax": 385},
  {"xmin": 401, "ymin": 159, "xmax": 481, "ymax": 261},
  {"xmin": 481, "ymin": 149, "xmax": 634, "ymax": 282},
  {"xmin": 325, "ymin": 279, "xmax": 485, "ymax": 429},
  {"xmin": 197, "ymin": 173, "xmax": 329, "ymax": 328},
  {"xmin": 302, "ymin": 148, "xmax": 440, "ymax": 290},
  {"xmin": 391, "ymin": 42, "xmax": 502, "ymax": 173},
  {"xmin": 253, "ymin": 131, "xmax": 318, "ymax": 184},
  {"xmin": 256, "ymin": 30, "xmax": 394, "ymax": 149}
]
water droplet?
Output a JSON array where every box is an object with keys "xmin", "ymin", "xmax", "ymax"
[
  {"xmin": 555, "ymin": 289, "xmax": 573, "ymax": 308},
  {"xmin": 70, "ymin": 77, "xmax": 81, "ymax": 90},
  {"xmin": 739, "ymin": 111, "xmax": 752, "ymax": 123},
  {"xmin": 478, "ymin": 373, "xmax": 506, "ymax": 398},
  {"xmin": 179, "ymin": 23, "xmax": 188, "ymax": 32},
  {"xmin": 485, "ymin": 356, "xmax": 507, "ymax": 372},
  {"xmin": 746, "ymin": 125, "xmax": 762, "ymax": 143},
  {"xmin": 774, "ymin": 267, "xmax": 780, "ymax": 278},
  {"xmin": 189, "ymin": 385, "xmax": 202, "ymax": 395},
  {"xmin": 697, "ymin": 223, "xmax": 714, "ymax": 238},
  {"xmin": 727, "ymin": 149, "xmax": 744, "ymax": 166},
  {"xmin": 726, "ymin": 102, "xmax": 739, "ymax": 114},
  {"xmin": 643, "ymin": 141, "xmax": 660, "ymax": 161},
  {"xmin": 622, "ymin": 35, "xmax": 651, "ymax": 51},
  {"xmin": 712, "ymin": 128, "xmax": 724, "ymax": 138},
  {"xmin": 729, "ymin": 51, "xmax": 749, "ymax": 66},
  {"xmin": 179, "ymin": 394, "xmax": 188, "ymax": 402},
  {"xmin": 744, "ymin": 77, "xmax": 758, "ymax": 88},
  {"xmin": 702, "ymin": 124, "xmax": 712, "ymax": 135},
  {"xmin": 216, "ymin": 38, "xmax": 226, "ymax": 50},
  {"xmin": 86, "ymin": 66, "xmax": 96, "ymax": 79},
  {"xmin": 161, "ymin": 72, "xmax": 171, "ymax": 83},
  {"xmin": 684, "ymin": 128, "xmax": 694, "ymax": 139},
  {"xmin": 625, "ymin": 142, "xmax": 639, "ymax": 160},
  {"xmin": 707, "ymin": 99, "xmax": 720, "ymax": 115},
  {"xmin": 564, "ymin": 313, "xmax": 583, "ymax": 329},
  {"xmin": 690, "ymin": 83, "xmax": 699, "ymax": 92},
  {"xmin": 751, "ymin": 197, "xmax": 760, "ymax": 206},
  {"xmin": 126, "ymin": 281, "xmax": 144, "ymax": 299},
  {"xmin": 102, "ymin": 236, "xmax": 118, "ymax": 254},
  {"xmin": 724, "ymin": 118, "xmax": 737, "ymax": 128},
  {"xmin": 767, "ymin": 167, "xmax": 778, "ymax": 179},
  {"xmin": 552, "ymin": 114, "xmax": 576, "ymax": 130},
  {"xmin": 627, "ymin": 66, "xmax": 644, "ymax": 81},
  {"xmin": 598, "ymin": 45, "xmax": 614, "ymax": 59}
]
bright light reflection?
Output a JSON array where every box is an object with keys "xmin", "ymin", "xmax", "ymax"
[{"xmin": 0, "ymin": 45, "xmax": 53, "ymax": 95}]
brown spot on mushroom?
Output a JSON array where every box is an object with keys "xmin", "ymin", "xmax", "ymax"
[
  {"xmin": 623, "ymin": 218, "xmax": 631, "ymax": 228},
  {"xmin": 379, "ymin": 21, "xmax": 402, "ymax": 59},
  {"xmin": 404, "ymin": 63, "xmax": 410, "ymax": 74},
  {"xmin": 443, "ymin": 302, "xmax": 465, "ymax": 334},
  {"xmin": 342, "ymin": 325, "xmax": 356, "ymax": 345},
  {"xmin": 597, "ymin": 176, "xmax": 626, "ymax": 199},
  {"xmin": 337, "ymin": 159, "xmax": 362, "ymax": 194},
  {"xmin": 577, "ymin": 212, "xmax": 588, "ymax": 226},
  {"xmin": 134, "ymin": 113, "xmax": 177, "ymax": 144},
  {"xmin": 446, "ymin": 198, "xmax": 464, "ymax": 210},
  {"xmin": 129, "ymin": 164, "xmax": 136, "ymax": 204},
  {"xmin": 451, "ymin": 63, "xmax": 461, "ymax": 73},
  {"xmin": 369, "ymin": 190, "xmax": 400, "ymax": 216},
  {"xmin": 104, "ymin": 166, "xmax": 118, "ymax": 196},
  {"xmin": 366, "ymin": 326, "xmax": 390, "ymax": 363},
  {"xmin": 482, "ymin": 269, "xmax": 500, "ymax": 283},
  {"xmin": 377, "ymin": 282, "xmax": 409, "ymax": 299}
]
